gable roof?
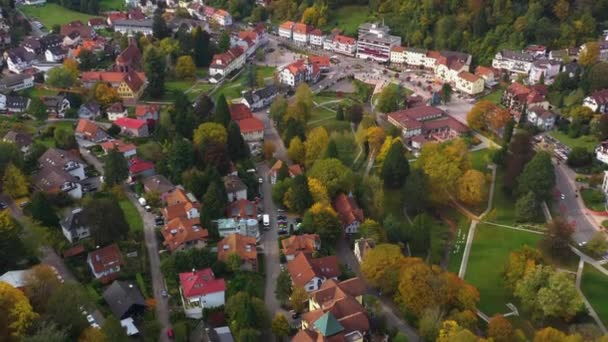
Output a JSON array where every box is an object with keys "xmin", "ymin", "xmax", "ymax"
[
  {"xmin": 38, "ymin": 148, "xmax": 83, "ymax": 170},
  {"xmin": 76, "ymin": 119, "xmax": 105, "ymax": 138},
  {"xmin": 287, "ymin": 252, "xmax": 340, "ymax": 288},
  {"xmin": 238, "ymin": 117, "xmax": 264, "ymax": 133},
  {"xmin": 115, "ymin": 117, "xmax": 147, "ymax": 129},
  {"xmin": 310, "ymin": 278, "xmax": 367, "ymax": 307},
  {"xmin": 217, "ymin": 233, "xmax": 257, "ymax": 263},
  {"xmin": 314, "ymin": 312, "xmax": 344, "ymax": 337},
  {"xmin": 102, "ymin": 280, "xmax": 146, "ymax": 318},
  {"xmin": 224, "ymin": 175, "xmax": 247, "ymax": 193},
  {"xmin": 3, "ymin": 130, "xmax": 32, "ymax": 148},
  {"xmin": 458, "ymin": 71, "xmax": 480, "ymax": 83},
  {"xmin": 100, "ymin": 139, "xmax": 136, "ymax": 154},
  {"xmin": 134, "ymin": 104, "xmax": 159, "ymax": 118},
  {"xmin": 226, "ymin": 199, "xmax": 257, "ymax": 218},
  {"xmin": 281, "ymin": 234, "xmax": 320, "ymax": 257},
  {"xmin": 142, "ymin": 174, "xmax": 175, "ymax": 194},
  {"xmin": 128, "ymin": 158, "xmax": 154, "ymax": 174},
  {"xmin": 88, "ymin": 244, "xmax": 123, "ymax": 274},
  {"xmin": 332, "ymin": 193, "xmax": 364, "ymax": 227},
  {"xmin": 179, "ymin": 268, "xmax": 225, "ymax": 298},
  {"xmin": 229, "ymin": 103, "xmax": 253, "ymax": 121},
  {"xmin": 61, "ymin": 207, "xmax": 88, "ymax": 231}
]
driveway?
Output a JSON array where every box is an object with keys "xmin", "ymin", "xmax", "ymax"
[{"xmin": 124, "ymin": 188, "xmax": 170, "ymax": 342}]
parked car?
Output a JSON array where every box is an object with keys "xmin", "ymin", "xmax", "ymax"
[
  {"xmin": 0, "ymin": 202, "xmax": 7, "ymax": 210},
  {"xmin": 167, "ymin": 328, "xmax": 174, "ymax": 339},
  {"xmin": 161, "ymin": 289, "xmax": 168, "ymax": 297}
]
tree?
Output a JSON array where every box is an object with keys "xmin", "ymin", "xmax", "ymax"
[
  {"xmin": 417, "ymin": 140, "xmax": 471, "ymax": 203},
  {"xmin": 504, "ymin": 245, "xmax": 543, "ymax": 292},
  {"xmin": 376, "ymin": 84, "xmax": 401, "ymax": 113},
  {"xmin": 403, "ymin": 168, "xmax": 429, "ymax": 214},
  {"xmin": 213, "ymin": 94, "xmax": 231, "ymax": 127},
  {"xmin": 284, "ymin": 175, "xmax": 312, "ymax": 213},
  {"xmin": 167, "ymin": 138, "xmax": 194, "ymax": 183},
  {"xmin": 553, "ymin": 0, "xmax": 570, "ymax": 22},
  {"xmin": 243, "ymin": 64, "xmax": 257, "ymax": 89},
  {"xmin": 152, "ymin": 11, "xmax": 170, "ymax": 39},
  {"xmin": 84, "ymin": 198, "xmax": 130, "ymax": 245},
  {"xmin": 271, "ymin": 314, "xmax": 290, "ymax": 340},
  {"xmin": 25, "ymin": 321, "xmax": 68, "ymax": 342},
  {"xmin": 534, "ymin": 327, "xmax": 582, "ymax": 342},
  {"xmin": 159, "ymin": 37, "xmax": 180, "ymax": 59},
  {"xmin": 218, "ymin": 31, "xmax": 230, "ymax": 52},
  {"xmin": 2, "ymin": 162, "xmax": 28, "ymax": 198},
  {"xmin": 193, "ymin": 28, "xmax": 211, "ymax": 67},
  {"xmin": 201, "ymin": 181, "xmax": 227, "ymax": 221},
  {"xmin": 275, "ymin": 271, "xmax": 291, "ymax": 304},
  {"xmin": 24, "ymin": 264, "xmax": 61, "ymax": 313},
  {"xmin": 579, "ymin": 42, "xmax": 600, "ymax": 67},
  {"xmin": 78, "ymin": 327, "xmax": 106, "ymax": 342},
  {"xmin": 441, "ymin": 83, "xmax": 452, "ymax": 104},
  {"xmin": 567, "ymin": 147, "xmax": 593, "ymax": 167},
  {"xmin": 456, "ymin": 169, "xmax": 487, "ymax": 206},
  {"xmin": 226, "ymin": 253, "xmax": 242, "ymax": 272},
  {"xmin": 542, "ymin": 219, "xmax": 574, "ymax": 259},
  {"xmin": 466, "ymin": 100, "xmax": 496, "ymax": 131},
  {"xmin": 53, "ymin": 127, "xmax": 77, "ymax": 150},
  {"xmin": 287, "ymin": 137, "xmax": 305, "ymax": 164},
  {"xmin": 308, "ymin": 158, "xmax": 354, "ymax": 197},
  {"xmin": 193, "ymin": 122, "xmax": 228, "ymax": 148},
  {"xmin": 144, "ymin": 45, "xmax": 166, "ymax": 99},
  {"xmin": 537, "ymin": 270, "xmax": 584, "ymax": 320},
  {"xmin": 488, "ymin": 315, "xmax": 514, "ymax": 342},
  {"xmin": 359, "ymin": 219, "xmax": 385, "ymax": 242},
  {"xmin": 437, "ymin": 320, "xmax": 479, "ymax": 342},
  {"xmin": 335, "ymin": 105, "xmax": 344, "ymax": 120},
  {"xmin": 517, "ymin": 151, "xmax": 555, "ymax": 200},
  {"xmin": 93, "ymin": 82, "xmax": 120, "ymax": 107},
  {"xmin": 515, "ymin": 192, "xmax": 539, "ymax": 222},
  {"xmin": 175, "ymin": 55, "xmax": 196, "ymax": 79},
  {"xmin": 0, "ymin": 211, "xmax": 29, "ymax": 273},
  {"xmin": 78, "ymin": 49, "xmax": 95, "ymax": 71},
  {"xmin": 381, "ymin": 142, "xmax": 409, "ymax": 187},
  {"xmin": 0, "ymin": 281, "xmax": 38, "ymax": 341},
  {"xmin": 269, "ymin": 95, "xmax": 288, "ymax": 125},
  {"xmin": 103, "ymin": 149, "xmax": 129, "ymax": 186},
  {"xmin": 593, "ymin": 115, "xmax": 608, "ymax": 140},
  {"xmin": 46, "ymin": 66, "xmax": 77, "ymax": 88},
  {"xmin": 305, "ymin": 126, "xmax": 329, "ymax": 167},
  {"xmin": 307, "ymin": 177, "xmax": 329, "ymax": 204},
  {"xmin": 301, "ymin": 203, "xmax": 342, "ymax": 243},
  {"xmin": 225, "ymin": 292, "xmax": 269, "ymax": 337},
  {"xmin": 290, "ymin": 286, "xmax": 307, "ymax": 313},
  {"xmin": 27, "ymin": 192, "xmax": 59, "ymax": 228},
  {"xmin": 29, "ymin": 97, "xmax": 48, "ymax": 121},
  {"xmin": 587, "ymin": 62, "xmax": 608, "ymax": 92},
  {"xmin": 345, "ymin": 103, "xmax": 364, "ymax": 124},
  {"xmin": 357, "ymin": 175, "xmax": 384, "ymax": 220},
  {"xmin": 360, "ymin": 244, "xmax": 408, "ymax": 295},
  {"xmin": 262, "ymin": 141, "xmax": 275, "ymax": 160},
  {"xmin": 586, "ymin": 231, "xmax": 608, "ymax": 258},
  {"xmin": 227, "ymin": 122, "xmax": 249, "ymax": 161},
  {"xmin": 365, "ymin": 126, "xmax": 386, "ymax": 152}
]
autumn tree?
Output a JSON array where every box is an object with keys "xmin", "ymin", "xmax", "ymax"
[
  {"xmin": 284, "ymin": 175, "xmax": 312, "ymax": 214},
  {"xmin": 466, "ymin": 100, "xmax": 496, "ymax": 131},
  {"xmin": 307, "ymin": 177, "xmax": 329, "ymax": 204},
  {"xmin": 381, "ymin": 141, "xmax": 409, "ymax": 187},
  {"xmin": 2, "ymin": 162, "xmax": 28, "ymax": 198},
  {"xmin": 533, "ymin": 327, "xmax": 583, "ymax": 342},
  {"xmin": 290, "ymin": 286, "xmax": 308, "ymax": 313},
  {"xmin": 46, "ymin": 66, "xmax": 77, "ymax": 88},
  {"xmin": 542, "ymin": 219, "xmax": 574, "ymax": 260},
  {"xmin": 193, "ymin": 122, "xmax": 227, "ymax": 148},
  {"xmin": 227, "ymin": 253, "xmax": 242, "ymax": 272},
  {"xmin": 365, "ymin": 126, "xmax": 386, "ymax": 152},
  {"xmin": 553, "ymin": 0, "xmax": 570, "ymax": 22},
  {"xmin": 271, "ymin": 314, "xmax": 290, "ymax": 340},
  {"xmin": 78, "ymin": 327, "xmax": 106, "ymax": 342},
  {"xmin": 225, "ymin": 292, "xmax": 269, "ymax": 338},
  {"xmin": 361, "ymin": 244, "xmax": 409, "ymax": 295},
  {"xmin": 457, "ymin": 169, "xmax": 487, "ymax": 206},
  {"xmin": 0, "ymin": 281, "xmax": 37, "ymax": 341},
  {"xmin": 93, "ymin": 82, "xmax": 120, "ymax": 107},
  {"xmin": 376, "ymin": 84, "xmax": 402, "ymax": 113},
  {"xmin": 307, "ymin": 158, "xmax": 354, "ymax": 197},
  {"xmin": 488, "ymin": 315, "xmax": 514, "ymax": 342},
  {"xmin": 262, "ymin": 141, "xmax": 275, "ymax": 160},
  {"xmin": 301, "ymin": 203, "xmax": 342, "ymax": 243},
  {"xmin": 359, "ymin": 219, "xmax": 385, "ymax": 243},
  {"xmin": 504, "ymin": 245, "xmax": 543, "ymax": 292},
  {"xmin": 287, "ymin": 136, "xmax": 305, "ymax": 164},
  {"xmin": 579, "ymin": 41, "xmax": 600, "ymax": 67},
  {"xmin": 586, "ymin": 231, "xmax": 608, "ymax": 258},
  {"xmin": 24, "ymin": 264, "xmax": 62, "ymax": 313},
  {"xmin": 436, "ymin": 320, "xmax": 479, "ymax": 342},
  {"xmin": 304, "ymin": 126, "xmax": 329, "ymax": 167},
  {"xmin": 175, "ymin": 55, "xmax": 196, "ymax": 79}
]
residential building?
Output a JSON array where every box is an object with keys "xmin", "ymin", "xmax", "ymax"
[
  {"xmin": 356, "ymin": 22, "xmax": 401, "ymax": 62},
  {"xmin": 387, "ymin": 106, "xmax": 468, "ymax": 150},
  {"xmin": 23, "ymin": 34, "xmax": 63, "ymax": 55},
  {"xmin": 114, "ymin": 38, "xmax": 142, "ymax": 72},
  {"xmin": 60, "ymin": 20, "xmax": 94, "ymax": 40},
  {"xmin": 135, "ymin": 104, "xmax": 159, "ymax": 121},
  {"xmin": 3, "ymin": 130, "xmax": 32, "ymax": 155},
  {"xmin": 210, "ymin": 327, "xmax": 234, "ymax": 342},
  {"xmin": 161, "ymin": 187, "xmax": 208, "ymax": 252},
  {"xmin": 81, "ymin": 71, "xmax": 147, "ymax": 104},
  {"xmin": 106, "ymin": 102, "xmax": 129, "ymax": 121},
  {"xmin": 268, "ymin": 159, "xmax": 303, "ymax": 184},
  {"xmin": 596, "ymin": 142, "xmax": 608, "ymax": 165},
  {"xmin": 34, "ymin": 148, "xmax": 85, "ymax": 199},
  {"xmin": 238, "ymin": 117, "xmax": 264, "ymax": 144},
  {"xmin": 142, "ymin": 174, "xmax": 175, "ymax": 199},
  {"xmin": 524, "ymin": 44, "xmax": 547, "ymax": 58},
  {"xmin": 208, "ymin": 46, "xmax": 245, "ymax": 78},
  {"xmin": 278, "ymin": 57, "xmax": 320, "ymax": 87},
  {"xmin": 501, "ymin": 82, "xmax": 549, "ymax": 121},
  {"xmin": 333, "ymin": 193, "xmax": 364, "ymax": 234},
  {"xmin": 215, "ymin": 218, "xmax": 260, "ymax": 241},
  {"xmin": 434, "ymin": 51, "xmax": 471, "ymax": 84},
  {"xmin": 309, "ymin": 55, "xmax": 330, "ymax": 72},
  {"xmin": 309, "ymin": 28, "xmax": 324, "ymax": 47},
  {"xmin": 0, "ymin": 73, "xmax": 34, "ymax": 92},
  {"xmin": 88, "ymin": 18, "xmax": 107, "ymax": 29},
  {"xmin": 217, "ymin": 234, "xmax": 258, "ymax": 271},
  {"xmin": 241, "ymin": 85, "xmax": 278, "ymax": 110},
  {"xmin": 226, "ymin": 198, "xmax": 257, "ymax": 220},
  {"xmin": 296, "ymin": 278, "xmax": 369, "ymax": 342},
  {"xmin": 45, "ymin": 46, "xmax": 67, "ymax": 62},
  {"xmin": 602, "ymin": 170, "xmax": 608, "ymax": 194},
  {"xmin": 323, "ymin": 34, "xmax": 357, "ymax": 57},
  {"xmin": 474, "ymin": 66, "xmax": 499, "ymax": 88},
  {"xmin": 107, "ymin": 12, "xmax": 129, "ymax": 26},
  {"xmin": 42, "ymin": 96, "xmax": 70, "ymax": 118},
  {"xmin": 100, "ymin": 139, "xmax": 137, "ymax": 158},
  {"xmin": 0, "ymin": 270, "xmax": 30, "ymax": 289},
  {"xmin": 23, "ymin": 0, "xmax": 46, "ymax": 5},
  {"xmin": 87, "ymin": 244, "xmax": 123, "ymax": 283},
  {"xmin": 491, "ymin": 49, "xmax": 535, "ymax": 74},
  {"xmin": 5, "ymin": 95, "xmax": 30, "ymax": 113},
  {"xmin": 527, "ymin": 107, "xmax": 556, "ymax": 131},
  {"xmin": 113, "ymin": 19, "xmax": 154, "ymax": 35},
  {"xmin": 455, "ymin": 71, "xmax": 484, "ymax": 95},
  {"xmin": 529, "ymin": 59, "xmax": 561, "ymax": 85},
  {"xmin": 287, "ymin": 252, "xmax": 340, "ymax": 292},
  {"xmin": 179, "ymin": 268, "xmax": 225, "ymax": 319},
  {"xmin": 278, "ymin": 21, "xmax": 294, "ymax": 39},
  {"xmin": 102, "ymin": 280, "xmax": 146, "ymax": 319},
  {"xmin": 60, "ymin": 207, "xmax": 91, "ymax": 243},
  {"xmin": 293, "ymin": 23, "xmax": 312, "ymax": 45},
  {"xmin": 584, "ymin": 89, "xmax": 608, "ymax": 114},
  {"xmin": 212, "ymin": 9, "xmax": 232, "ymax": 26},
  {"xmin": 403, "ymin": 47, "xmax": 428, "ymax": 67},
  {"xmin": 354, "ymin": 238, "xmax": 375, "ymax": 264},
  {"xmin": 281, "ymin": 234, "xmax": 321, "ymax": 261},
  {"xmin": 224, "ymin": 175, "xmax": 247, "ymax": 202},
  {"xmin": 115, "ymin": 117, "xmax": 149, "ymax": 137},
  {"xmin": 4, "ymin": 47, "xmax": 37, "ymax": 73},
  {"xmin": 390, "ymin": 46, "xmax": 405, "ymax": 64},
  {"xmin": 75, "ymin": 119, "xmax": 108, "ymax": 143},
  {"xmin": 78, "ymin": 101, "xmax": 101, "ymax": 119},
  {"xmin": 128, "ymin": 158, "xmax": 155, "ymax": 180},
  {"xmin": 549, "ymin": 47, "xmax": 579, "ymax": 62}
]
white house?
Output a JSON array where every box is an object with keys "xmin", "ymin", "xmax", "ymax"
[
  {"xmin": 278, "ymin": 58, "xmax": 320, "ymax": 87},
  {"xmin": 403, "ymin": 47, "xmax": 427, "ymax": 67},
  {"xmin": 323, "ymin": 34, "xmax": 357, "ymax": 56},
  {"xmin": 278, "ymin": 21, "xmax": 294, "ymax": 39},
  {"xmin": 309, "ymin": 29, "xmax": 324, "ymax": 47},
  {"xmin": 61, "ymin": 208, "xmax": 91, "ymax": 243},
  {"xmin": 208, "ymin": 46, "xmax": 245, "ymax": 78},
  {"xmin": 179, "ymin": 268, "xmax": 225, "ymax": 319},
  {"xmin": 596, "ymin": 142, "xmax": 608, "ymax": 165},
  {"xmin": 211, "ymin": 9, "xmax": 232, "ymax": 26},
  {"xmin": 389, "ymin": 46, "xmax": 405, "ymax": 64},
  {"xmin": 526, "ymin": 107, "xmax": 556, "ymax": 131},
  {"xmin": 224, "ymin": 175, "xmax": 247, "ymax": 202},
  {"xmin": 107, "ymin": 103, "xmax": 129, "ymax": 121},
  {"xmin": 292, "ymin": 23, "xmax": 311, "ymax": 45},
  {"xmin": 45, "ymin": 47, "xmax": 66, "ymax": 63},
  {"xmin": 583, "ymin": 89, "xmax": 608, "ymax": 114},
  {"xmin": 492, "ymin": 49, "xmax": 535, "ymax": 74},
  {"xmin": 528, "ymin": 59, "xmax": 561, "ymax": 85},
  {"xmin": 87, "ymin": 244, "xmax": 123, "ymax": 282},
  {"xmin": 4, "ymin": 47, "xmax": 37, "ymax": 74},
  {"xmin": 0, "ymin": 73, "xmax": 34, "ymax": 92},
  {"xmin": 455, "ymin": 71, "xmax": 485, "ymax": 96},
  {"xmin": 113, "ymin": 19, "xmax": 154, "ymax": 35}
]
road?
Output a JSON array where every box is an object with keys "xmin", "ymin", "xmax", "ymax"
[
  {"xmin": 554, "ymin": 162, "xmax": 599, "ymax": 244},
  {"xmin": 124, "ymin": 188, "xmax": 171, "ymax": 342}
]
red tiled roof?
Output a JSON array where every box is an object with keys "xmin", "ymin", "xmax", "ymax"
[
  {"xmin": 281, "ymin": 234, "xmax": 320, "ymax": 257},
  {"xmin": 162, "ymin": 216, "xmax": 208, "ymax": 251},
  {"xmin": 426, "ymin": 50, "xmax": 441, "ymax": 59},
  {"xmin": 179, "ymin": 268, "xmax": 225, "ymax": 298},
  {"xmin": 115, "ymin": 117, "xmax": 146, "ymax": 129},
  {"xmin": 293, "ymin": 23, "xmax": 311, "ymax": 34},
  {"xmin": 107, "ymin": 102, "xmax": 125, "ymax": 113},
  {"xmin": 100, "ymin": 139, "xmax": 136, "ymax": 154},
  {"xmin": 332, "ymin": 193, "xmax": 364, "ymax": 227},
  {"xmin": 75, "ymin": 119, "xmax": 102, "ymax": 137},
  {"xmin": 108, "ymin": 12, "xmax": 128, "ymax": 23},
  {"xmin": 116, "ymin": 41, "xmax": 142, "ymax": 65},
  {"xmin": 81, "ymin": 71, "xmax": 147, "ymax": 92},
  {"xmin": 309, "ymin": 55, "xmax": 330, "ymax": 68},
  {"xmin": 287, "ymin": 252, "xmax": 340, "ymax": 288},
  {"xmin": 238, "ymin": 117, "xmax": 264, "ymax": 133},
  {"xmin": 391, "ymin": 46, "xmax": 405, "ymax": 52},
  {"xmin": 229, "ymin": 103, "xmax": 253, "ymax": 121},
  {"xmin": 210, "ymin": 46, "xmax": 244, "ymax": 69},
  {"xmin": 310, "ymin": 28, "xmax": 323, "ymax": 36},
  {"xmin": 135, "ymin": 104, "xmax": 159, "ymax": 118},
  {"xmin": 334, "ymin": 34, "xmax": 355, "ymax": 45},
  {"xmin": 217, "ymin": 234, "xmax": 257, "ymax": 264},
  {"xmin": 475, "ymin": 66, "xmax": 497, "ymax": 77},
  {"xmin": 88, "ymin": 244, "xmax": 122, "ymax": 273},
  {"xmin": 226, "ymin": 199, "xmax": 257, "ymax": 219},
  {"xmin": 238, "ymin": 31, "xmax": 258, "ymax": 41},
  {"xmin": 458, "ymin": 71, "xmax": 480, "ymax": 83},
  {"xmin": 88, "ymin": 18, "xmax": 106, "ymax": 26},
  {"xmin": 280, "ymin": 21, "xmax": 294, "ymax": 30},
  {"xmin": 129, "ymin": 158, "xmax": 154, "ymax": 174}
]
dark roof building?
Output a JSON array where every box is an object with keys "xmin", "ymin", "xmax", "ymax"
[{"xmin": 102, "ymin": 280, "xmax": 147, "ymax": 319}]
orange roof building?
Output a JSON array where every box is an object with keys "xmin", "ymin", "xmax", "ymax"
[
  {"xmin": 332, "ymin": 193, "xmax": 364, "ymax": 234},
  {"xmin": 217, "ymin": 234, "xmax": 258, "ymax": 271},
  {"xmin": 287, "ymin": 252, "xmax": 340, "ymax": 292},
  {"xmin": 161, "ymin": 188, "xmax": 208, "ymax": 252},
  {"xmin": 281, "ymin": 234, "xmax": 320, "ymax": 261}
]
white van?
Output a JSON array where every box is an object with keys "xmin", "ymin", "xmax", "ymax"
[{"xmin": 263, "ymin": 214, "xmax": 270, "ymax": 230}]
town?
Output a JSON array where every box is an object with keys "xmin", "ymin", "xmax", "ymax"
[{"xmin": 1, "ymin": 0, "xmax": 608, "ymax": 342}]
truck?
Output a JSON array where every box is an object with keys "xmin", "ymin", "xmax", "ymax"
[{"xmin": 262, "ymin": 214, "xmax": 270, "ymax": 230}]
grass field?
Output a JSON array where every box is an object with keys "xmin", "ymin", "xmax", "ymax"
[
  {"xmin": 464, "ymin": 224, "xmax": 542, "ymax": 315},
  {"xmin": 581, "ymin": 264, "xmax": 608, "ymax": 325},
  {"xmin": 581, "ymin": 188, "xmax": 606, "ymax": 212},
  {"xmin": 480, "ymin": 86, "xmax": 505, "ymax": 106},
  {"xmin": 549, "ymin": 131, "xmax": 599, "ymax": 152},
  {"xmin": 99, "ymin": 0, "xmax": 124, "ymax": 11},
  {"xmin": 446, "ymin": 210, "xmax": 472, "ymax": 273},
  {"xmin": 308, "ymin": 118, "xmax": 351, "ymax": 133},
  {"xmin": 309, "ymin": 106, "xmax": 335, "ymax": 123},
  {"xmin": 470, "ymin": 148, "xmax": 494, "ymax": 173},
  {"xmin": 324, "ymin": 5, "xmax": 370, "ymax": 36},
  {"xmin": 20, "ymin": 4, "xmax": 96, "ymax": 28},
  {"xmin": 488, "ymin": 169, "xmax": 518, "ymax": 225},
  {"xmin": 119, "ymin": 199, "xmax": 144, "ymax": 232}
]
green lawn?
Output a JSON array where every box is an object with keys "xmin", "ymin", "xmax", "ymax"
[
  {"xmin": 480, "ymin": 86, "xmax": 505, "ymax": 106},
  {"xmin": 446, "ymin": 210, "xmax": 472, "ymax": 273},
  {"xmin": 307, "ymin": 118, "xmax": 351, "ymax": 133},
  {"xmin": 20, "ymin": 4, "xmax": 96, "ymax": 28},
  {"xmin": 470, "ymin": 148, "xmax": 495, "ymax": 173},
  {"xmin": 464, "ymin": 224, "xmax": 542, "ymax": 315},
  {"xmin": 488, "ymin": 169, "xmax": 517, "ymax": 225},
  {"xmin": 119, "ymin": 199, "xmax": 144, "ymax": 232},
  {"xmin": 581, "ymin": 264, "xmax": 608, "ymax": 325},
  {"xmin": 324, "ymin": 5, "xmax": 371, "ymax": 36},
  {"xmin": 549, "ymin": 131, "xmax": 599, "ymax": 153},
  {"xmin": 99, "ymin": 0, "xmax": 124, "ymax": 11},
  {"xmin": 309, "ymin": 106, "xmax": 335, "ymax": 122},
  {"xmin": 257, "ymin": 66, "xmax": 275, "ymax": 79},
  {"xmin": 580, "ymin": 188, "xmax": 606, "ymax": 212}
]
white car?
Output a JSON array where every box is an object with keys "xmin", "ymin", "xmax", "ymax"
[{"xmin": 560, "ymin": 194, "xmax": 566, "ymax": 200}]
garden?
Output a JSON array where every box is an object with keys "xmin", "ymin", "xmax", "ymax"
[
  {"xmin": 20, "ymin": 3, "xmax": 96, "ymax": 28},
  {"xmin": 581, "ymin": 188, "xmax": 606, "ymax": 212}
]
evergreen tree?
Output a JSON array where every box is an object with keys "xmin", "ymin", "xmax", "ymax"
[
  {"xmin": 517, "ymin": 151, "xmax": 555, "ymax": 200},
  {"xmin": 227, "ymin": 121, "xmax": 249, "ymax": 161},
  {"xmin": 167, "ymin": 138, "xmax": 195, "ymax": 184},
  {"xmin": 152, "ymin": 11, "xmax": 170, "ymax": 39},
  {"xmin": 335, "ymin": 105, "xmax": 344, "ymax": 120},
  {"xmin": 213, "ymin": 94, "xmax": 231, "ymax": 127},
  {"xmin": 202, "ymin": 181, "xmax": 228, "ymax": 221},
  {"xmin": 84, "ymin": 198, "xmax": 129, "ymax": 245},
  {"xmin": 218, "ymin": 31, "xmax": 230, "ymax": 52},
  {"xmin": 144, "ymin": 45, "xmax": 166, "ymax": 99},
  {"xmin": 285, "ymin": 175, "xmax": 312, "ymax": 214},
  {"xmin": 381, "ymin": 142, "xmax": 409, "ymax": 187},
  {"xmin": 103, "ymin": 149, "xmax": 129, "ymax": 186},
  {"xmin": 193, "ymin": 28, "xmax": 211, "ymax": 67},
  {"xmin": 325, "ymin": 139, "xmax": 338, "ymax": 159},
  {"xmin": 26, "ymin": 192, "xmax": 59, "ymax": 228}
]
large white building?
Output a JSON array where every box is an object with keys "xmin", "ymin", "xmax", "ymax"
[
  {"xmin": 491, "ymin": 49, "xmax": 535, "ymax": 74},
  {"xmin": 278, "ymin": 58, "xmax": 320, "ymax": 87},
  {"xmin": 113, "ymin": 19, "xmax": 153, "ymax": 35},
  {"xmin": 208, "ymin": 46, "xmax": 245, "ymax": 78},
  {"xmin": 355, "ymin": 22, "xmax": 401, "ymax": 62},
  {"xmin": 323, "ymin": 34, "xmax": 357, "ymax": 56}
]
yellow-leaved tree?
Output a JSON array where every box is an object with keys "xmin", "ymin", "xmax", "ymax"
[
  {"xmin": 0, "ymin": 281, "xmax": 38, "ymax": 341},
  {"xmin": 2, "ymin": 163, "xmax": 28, "ymax": 199}
]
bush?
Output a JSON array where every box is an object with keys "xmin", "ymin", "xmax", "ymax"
[{"xmin": 567, "ymin": 147, "xmax": 593, "ymax": 168}]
